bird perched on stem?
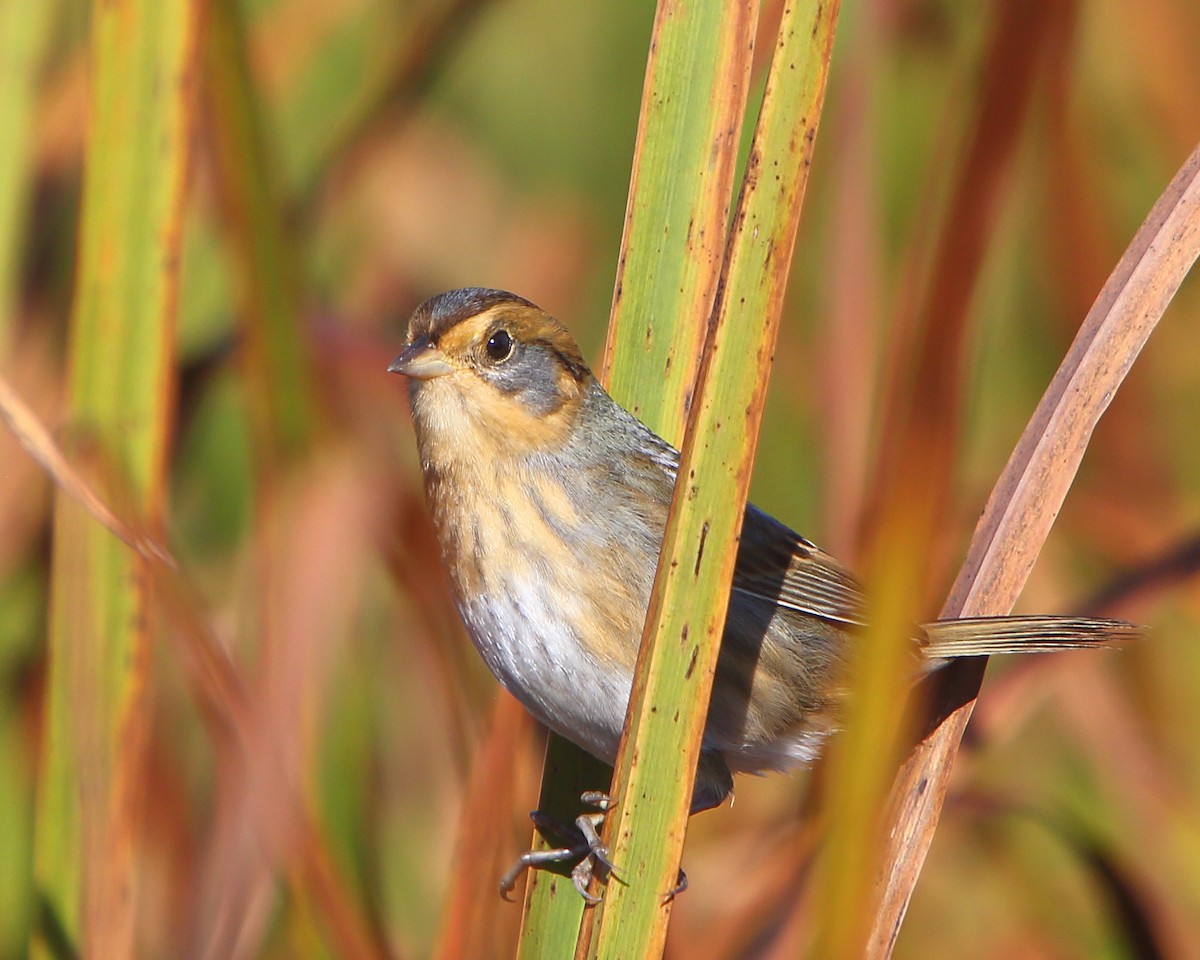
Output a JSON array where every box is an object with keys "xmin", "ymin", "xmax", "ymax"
[{"xmin": 389, "ymin": 287, "xmax": 1139, "ymax": 895}]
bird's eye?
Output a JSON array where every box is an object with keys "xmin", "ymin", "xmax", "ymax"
[{"xmin": 485, "ymin": 329, "xmax": 514, "ymax": 363}]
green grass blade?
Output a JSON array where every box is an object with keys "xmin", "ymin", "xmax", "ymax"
[
  {"xmin": 587, "ymin": 3, "xmax": 840, "ymax": 956},
  {"xmin": 513, "ymin": 737, "xmax": 612, "ymax": 959},
  {"xmin": 514, "ymin": 2, "xmax": 758, "ymax": 955},
  {"xmin": 600, "ymin": 0, "xmax": 760, "ymax": 444},
  {"xmin": 31, "ymin": 1, "xmax": 200, "ymax": 956},
  {"xmin": 0, "ymin": 3, "xmax": 57, "ymax": 949}
]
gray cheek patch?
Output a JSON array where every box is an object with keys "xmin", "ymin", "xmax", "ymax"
[{"xmin": 484, "ymin": 345, "xmax": 567, "ymax": 416}]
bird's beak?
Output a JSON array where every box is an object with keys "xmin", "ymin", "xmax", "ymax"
[{"xmin": 388, "ymin": 337, "xmax": 454, "ymax": 380}]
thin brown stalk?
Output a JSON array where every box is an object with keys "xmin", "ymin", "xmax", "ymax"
[
  {"xmin": 803, "ymin": 6, "xmax": 1070, "ymax": 955},
  {"xmin": 863, "ymin": 0, "xmax": 1071, "ymax": 576},
  {"xmin": 433, "ymin": 694, "xmax": 541, "ymax": 960}
]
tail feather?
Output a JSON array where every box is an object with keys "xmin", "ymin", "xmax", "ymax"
[{"xmin": 919, "ymin": 615, "xmax": 1143, "ymax": 659}]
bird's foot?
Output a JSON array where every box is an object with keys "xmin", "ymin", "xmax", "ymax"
[{"xmin": 499, "ymin": 792, "xmax": 618, "ymax": 903}]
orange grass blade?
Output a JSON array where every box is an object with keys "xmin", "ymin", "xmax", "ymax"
[
  {"xmin": 804, "ymin": 6, "xmax": 1070, "ymax": 956},
  {"xmin": 4, "ymin": 94, "xmax": 384, "ymax": 960},
  {"xmin": 813, "ymin": 0, "xmax": 883, "ymax": 560},
  {"xmin": 433, "ymin": 695, "xmax": 541, "ymax": 960},
  {"xmin": 31, "ymin": 0, "xmax": 201, "ymax": 956},
  {"xmin": 864, "ymin": 0, "xmax": 1069, "ymax": 578},
  {"xmin": 0, "ymin": 374, "xmax": 166, "ymax": 564},
  {"xmin": 183, "ymin": 455, "xmax": 389, "ymax": 959},
  {"xmin": 866, "ymin": 141, "xmax": 1200, "ymax": 958},
  {"xmin": 1, "ymin": 398, "xmax": 394, "ymax": 956},
  {"xmin": 585, "ymin": 3, "xmax": 841, "ymax": 956}
]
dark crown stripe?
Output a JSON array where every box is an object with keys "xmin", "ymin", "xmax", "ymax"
[{"xmin": 411, "ymin": 288, "xmax": 538, "ymax": 340}]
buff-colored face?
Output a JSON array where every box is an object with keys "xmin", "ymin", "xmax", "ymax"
[{"xmin": 390, "ymin": 293, "xmax": 592, "ymax": 458}]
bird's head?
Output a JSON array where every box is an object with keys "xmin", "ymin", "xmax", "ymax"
[{"xmin": 389, "ymin": 288, "xmax": 594, "ymax": 460}]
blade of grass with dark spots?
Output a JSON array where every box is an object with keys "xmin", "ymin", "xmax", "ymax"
[
  {"xmin": 514, "ymin": 0, "xmax": 760, "ymax": 953},
  {"xmin": 599, "ymin": 0, "xmax": 759, "ymax": 444},
  {"xmin": 585, "ymin": 3, "xmax": 841, "ymax": 955}
]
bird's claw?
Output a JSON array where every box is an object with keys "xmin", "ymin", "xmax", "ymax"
[
  {"xmin": 499, "ymin": 792, "xmax": 618, "ymax": 903},
  {"xmin": 663, "ymin": 868, "xmax": 688, "ymax": 903},
  {"xmin": 571, "ymin": 857, "xmax": 604, "ymax": 904}
]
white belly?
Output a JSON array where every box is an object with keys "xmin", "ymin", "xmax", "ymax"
[{"xmin": 459, "ymin": 572, "xmax": 632, "ymax": 764}]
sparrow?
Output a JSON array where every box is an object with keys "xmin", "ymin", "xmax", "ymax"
[{"xmin": 388, "ymin": 287, "xmax": 1138, "ymax": 889}]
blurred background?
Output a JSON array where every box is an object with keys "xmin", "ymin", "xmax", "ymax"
[{"xmin": 2, "ymin": 0, "xmax": 1199, "ymax": 956}]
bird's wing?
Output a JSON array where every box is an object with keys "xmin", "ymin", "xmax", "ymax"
[
  {"xmin": 732, "ymin": 505, "xmax": 866, "ymax": 627},
  {"xmin": 730, "ymin": 508, "xmax": 1143, "ymax": 655}
]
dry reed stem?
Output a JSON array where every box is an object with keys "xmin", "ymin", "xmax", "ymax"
[
  {"xmin": 0, "ymin": 373, "xmax": 169, "ymax": 564},
  {"xmin": 867, "ymin": 140, "xmax": 1200, "ymax": 957}
]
